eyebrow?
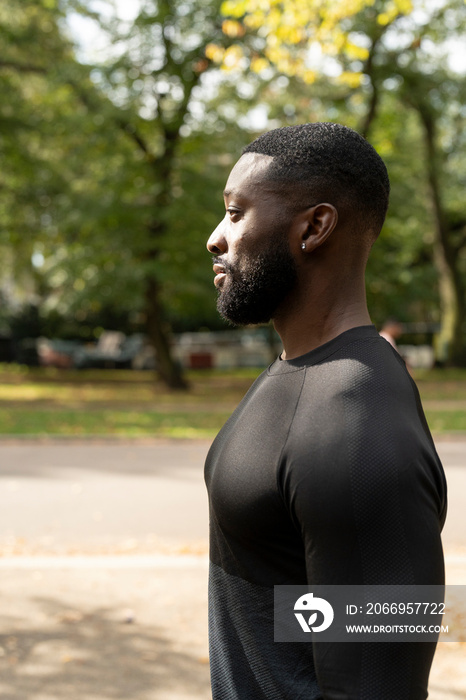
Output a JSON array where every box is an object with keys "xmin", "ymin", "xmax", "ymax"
[{"xmin": 223, "ymin": 189, "xmax": 232, "ymax": 198}]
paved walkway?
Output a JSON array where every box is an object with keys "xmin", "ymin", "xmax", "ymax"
[
  {"xmin": 0, "ymin": 440, "xmax": 464, "ymax": 699},
  {"xmin": 0, "ymin": 439, "xmax": 464, "ymax": 553},
  {"xmin": 0, "ymin": 441, "xmax": 209, "ymax": 555},
  {"xmin": 0, "ymin": 557, "xmax": 464, "ymax": 700}
]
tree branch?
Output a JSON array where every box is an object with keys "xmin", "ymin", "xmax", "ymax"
[
  {"xmin": 359, "ymin": 32, "xmax": 383, "ymax": 138},
  {"xmin": 117, "ymin": 120, "xmax": 156, "ymax": 162}
]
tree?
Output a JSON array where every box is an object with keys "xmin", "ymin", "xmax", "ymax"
[
  {"xmin": 393, "ymin": 63, "xmax": 466, "ymax": 364},
  {"xmin": 65, "ymin": 0, "xmax": 238, "ymax": 387},
  {"xmin": 353, "ymin": 0, "xmax": 466, "ymax": 363},
  {"xmin": 210, "ymin": 0, "xmax": 466, "ymax": 363},
  {"xmin": 0, "ymin": 0, "xmax": 246, "ymax": 387}
]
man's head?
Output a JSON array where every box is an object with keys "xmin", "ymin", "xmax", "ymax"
[
  {"xmin": 242, "ymin": 122, "xmax": 390, "ymax": 238},
  {"xmin": 381, "ymin": 318, "xmax": 404, "ymax": 340},
  {"xmin": 207, "ymin": 122, "xmax": 390, "ymax": 326}
]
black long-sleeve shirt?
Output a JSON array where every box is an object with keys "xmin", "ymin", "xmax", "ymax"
[{"xmin": 205, "ymin": 325, "xmax": 447, "ymax": 699}]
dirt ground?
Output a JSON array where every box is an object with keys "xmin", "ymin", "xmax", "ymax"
[
  {"xmin": 0, "ymin": 563, "xmax": 210, "ymax": 700},
  {"xmin": 0, "ymin": 552, "xmax": 464, "ymax": 700},
  {"xmin": 0, "ymin": 440, "xmax": 464, "ymax": 698}
]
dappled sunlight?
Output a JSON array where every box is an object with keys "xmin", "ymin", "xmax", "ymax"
[
  {"xmin": 0, "ymin": 568, "xmax": 210, "ymax": 700},
  {"xmin": 0, "ymin": 366, "xmax": 465, "ymax": 436}
]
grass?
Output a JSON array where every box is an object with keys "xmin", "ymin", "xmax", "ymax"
[
  {"xmin": 0, "ymin": 364, "xmax": 464, "ymax": 438},
  {"xmin": 413, "ymin": 368, "xmax": 466, "ymax": 401},
  {"xmin": 0, "ymin": 408, "xmax": 231, "ymax": 438},
  {"xmin": 423, "ymin": 411, "xmax": 466, "ymax": 433},
  {"xmin": 0, "ymin": 364, "xmax": 256, "ymax": 438}
]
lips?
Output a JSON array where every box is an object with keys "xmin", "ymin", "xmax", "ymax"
[{"xmin": 213, "ymin": 262, "xmax": 227, "ymax": 287}]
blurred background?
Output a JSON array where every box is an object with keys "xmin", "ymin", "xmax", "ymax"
[{"xmin": 0, "ymin": 0, "xmax": 465, "ymax": 698}]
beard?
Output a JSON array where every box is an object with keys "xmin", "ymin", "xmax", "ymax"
[{"xmin": 214, "ymin": 236, "xmax": 298, "ymax": 326}]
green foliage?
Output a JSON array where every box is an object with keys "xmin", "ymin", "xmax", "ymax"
[
  {"xmin": 1, "ymin": 0, "xmax": 465, "ymax": 366},
  {"xmin": 0, "ymin": 364, "xmax": 463, "ymax": 436},
  {"xmin": 0, "ymin": 0, "xmax": 244, "ymax": 342},
  {"xmin": 215, "ymin": 0, "xmax": 466, "ymax": 355},
  {"xmin": 366, "ymin": 93, "xmax": 439, "ymax": 325}
]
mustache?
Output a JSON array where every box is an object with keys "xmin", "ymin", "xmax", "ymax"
[{"xmin": 212, "ymin": 256, "xmax": 234, "ymax": 274}]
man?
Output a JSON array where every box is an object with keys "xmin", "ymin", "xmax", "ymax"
[
  {"xmin": 204, "ymin": 123, "xmax": 447, "ymax": 699},
  {"xmin": 379, "ymin": 318, "xmax": 404, "ymax": 351}
]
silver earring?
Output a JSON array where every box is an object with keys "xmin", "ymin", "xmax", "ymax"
[{"xmin": 301, "ymin": 242, "xmax": 306, "ymax": 250}]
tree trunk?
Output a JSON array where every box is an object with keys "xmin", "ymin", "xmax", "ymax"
[
  {"xmin": 419, "ymin": 107, "xmax": 466, "ymax": 365},
  {"xmin": 358, "ymin": 31, "xmax": 385, "ymax": 139},
  {"xmin": 145, "ymin": 277, "xmax": 188, "ymax": 390},
  {"xmin": 141, "ymin": 141, "xmax": 189, "ymax": 390}
]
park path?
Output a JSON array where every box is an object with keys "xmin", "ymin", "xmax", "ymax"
[
  {"xmin": 0, "ymin": 438, "xmax": 464, "ymax": 552},
  {"xmin": 0, "ymin": 439, "xmax": 464, "ymax": 699},
  {"xmin": 0, "ymin": 440, "xmax": 209, "ymax": 556}
]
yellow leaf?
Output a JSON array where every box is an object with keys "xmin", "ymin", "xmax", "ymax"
[
  {"xmin": 222, "ymin": 45, "xmax": 245, "ymax": 71},
  {"xmin": 205, "ymin": 44, "xmax": 225, "ymax": 63},
  {"xmin": 222, "ymin": 19, "xmax": 246, "ymax": 37},
  {"xmin": 377, "ymin": 12, "xmax": 391, "ymax": 25},
  {"xmin": 302, "ymin": 69, "xmax": 317, "ymax": 84},
  {"xmin": 220, "ymin": 0, "xmax": 414, "ymax": 77},
  {"xmin": 337, "ymin": 71, "xmax": 364, "ymax": 87},
  {"xmin": 250, "ymin": 56, "xmax": 270, "ymax": 73},
  {"xmin": 393, "ymin": 0, "xmax": 413, "ymax": 14},
  {"xmin": 345, "ymin": 42, "xmax": 370, "ymax": 61},
  {"xmin": 221, "ymin": 0, "xmax": 248, "ymax": 17}
]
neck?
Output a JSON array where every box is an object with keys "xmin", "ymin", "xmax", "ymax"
[{"xmin": 274, "ymin": 272, "xmax": 371, "ymax": 360}]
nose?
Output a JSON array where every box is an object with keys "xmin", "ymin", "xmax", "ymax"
[{"xmin": 207, "ymin": 218, "xmax": 227, "ymax": 255}]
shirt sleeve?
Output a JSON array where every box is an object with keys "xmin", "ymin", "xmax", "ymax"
[{"xmin": 280, "ymin": 359, "xmax": 447, "ymax": 699}]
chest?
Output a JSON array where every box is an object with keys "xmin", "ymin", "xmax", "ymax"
[{"xmin": 205, "ymin": 370, "xmax": 305, "ymax": 542}]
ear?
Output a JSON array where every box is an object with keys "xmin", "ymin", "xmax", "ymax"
[{"xmin": 298, "ymin": 204, "xmax": 338, "ymax": 253}]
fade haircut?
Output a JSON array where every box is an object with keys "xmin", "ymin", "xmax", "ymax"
[{"xmin": 243, "ymin": 122, "xmax": 390, "ymax": 240}]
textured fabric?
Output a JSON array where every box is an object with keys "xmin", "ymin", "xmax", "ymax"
[
  {"xmin": 205, "ymin": 325, "xmax": 447, "ymax": 699},
  {"xmin": 209, "ymin": 562, "xmax": 321, "ymax": 700}
]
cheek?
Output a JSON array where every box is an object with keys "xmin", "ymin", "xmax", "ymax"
[{"xmin": 232, "ymin": 223, "xmax": 264, "ymax": 261}]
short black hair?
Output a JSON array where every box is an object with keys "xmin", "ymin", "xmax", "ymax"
[{"xmin": 243, "ymin": 122, "xmax": 390, "ymax": 239}]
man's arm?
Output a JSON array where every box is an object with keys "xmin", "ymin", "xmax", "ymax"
[
  {"xmin": 288, "ymin": 441, "xmax": 445, "ymax": 698},
  {"xmin": 282, "ymin": 363, "xmax": 446, "ymax": 699}
]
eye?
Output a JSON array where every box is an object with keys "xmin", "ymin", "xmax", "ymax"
[{"xmin": 227, "ymin": 208, "xmax": 242, "ymax": 221}]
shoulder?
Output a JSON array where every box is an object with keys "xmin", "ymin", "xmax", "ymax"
[{"xmin": 282, "ymin": 333, "xmax": 430, "ymax": 473}]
